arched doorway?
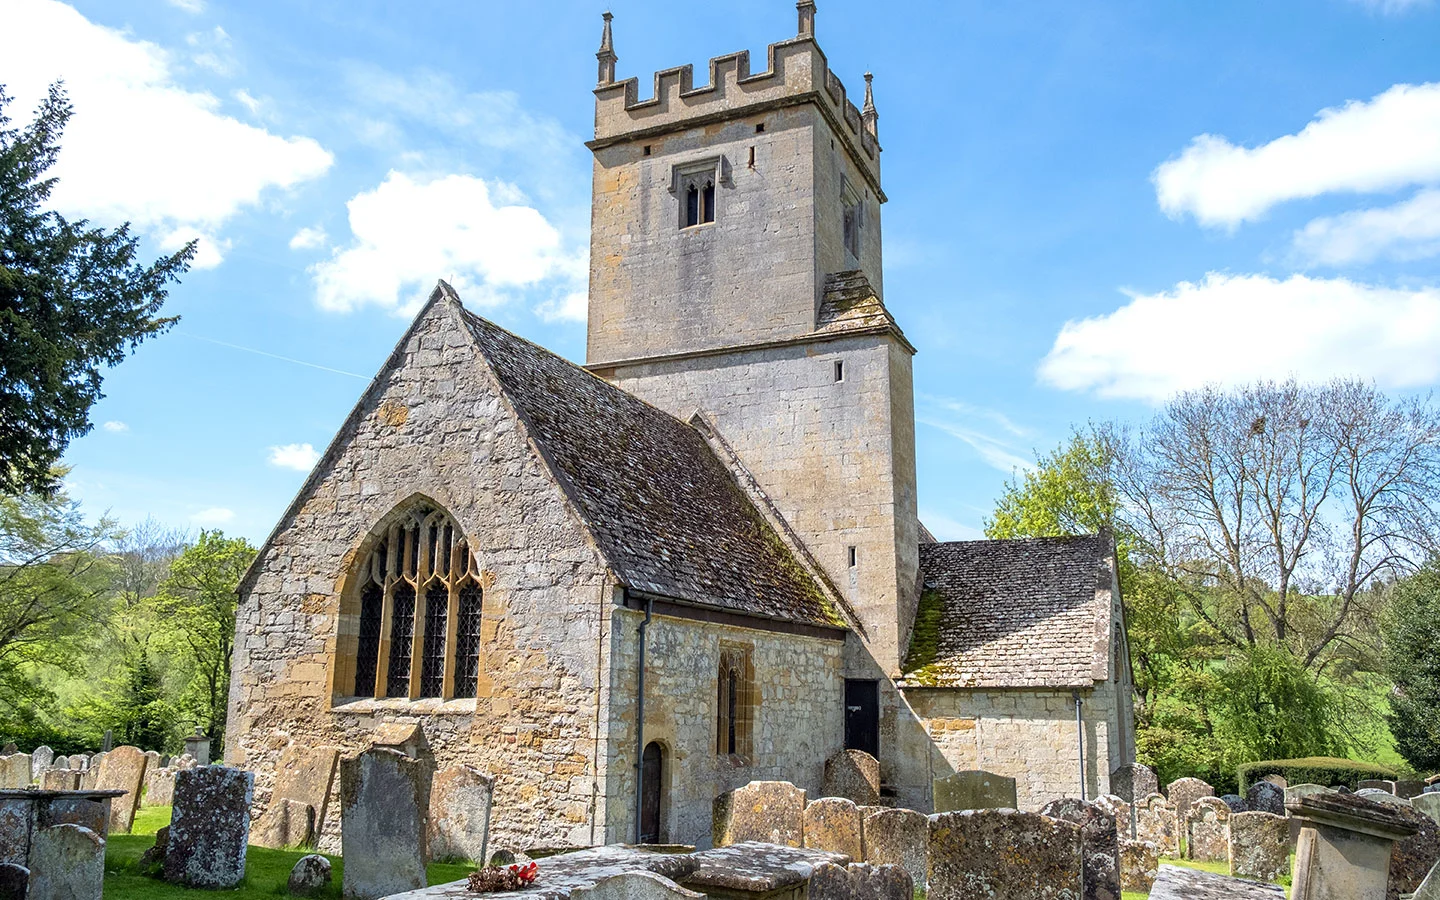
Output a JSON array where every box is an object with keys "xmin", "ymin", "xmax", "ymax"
[{"xmin": 640, "ymin": 741, "xmax": 664, "ymax": 844}]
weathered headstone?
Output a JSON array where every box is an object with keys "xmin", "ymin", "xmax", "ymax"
[
  {"xmin": 1092, "ymin": 794, "xmax": 1131, "ymax": 839},
  {"xmin": 1415, "ymin": 793, "xmax": 1440, "ymax": 827},
  {"xmin": 574, "ymin": 871, "xmax": 705, "ymax": 900},
  {"xmin": 1186, "ymin": 797, "xmax": 1231, "ymax": 863},
  {"xmin": 27, "ymin": 824, "xmax": 104, "ymax": 900},
  {"xmin": 253, "ymin": 798, "xmax": 315, "ymax": 850},
  {"xmin": 1359, "ymin": 779, "xmax": 1397, "ymax": 794},
  {"xmin": 39, "ymin": 770, "xmax": 79, "ymax": 792},
  {"xmin": 808, "ymin": 862, "xmax": 853, "ymax": 900},
  {"xmin": 1262, "ymin": 774, "xmax": 1288, "ymax": 789},
  {"xmin": 1229, "ymin": 811, "xmax": 1289, "ymax": 882},
  {"xmin": 45, "ymin": 795, "xmax": 111, "ymax": 838},
  {"xmin": 163, "ymin": 766, "xmax": 253, "ymax": 887},
  {"xmin": 1041, "ymin": 798, "xmax": 1121, "ymax": 900},
  {"xmin": 252, "ymin": 743, "xmax": 340, "ymax": 851},
  {"xmin": 143, "ymin": 766, "xmax": 176, "ymax": 808},
  {"xmin": 1166, "ymin": 777, "xmax": 1215, "ymax": 827},
  {"xmin": 1288, "ymin": 791, "xmax": 1420, "ymax": 900},
  {"xmin": 1358, "ymin": 788, "xmax": 1413, "ymax": 808},
  {"xmin": 0, "ymin": 862, "xmax": 26, "ymax": 900},
  {"xmin": 1119, "ymin": 839, "xmax": 1158, "ymax": 893},
  {"xmin": 1287, "ymin": 784, "xmax": 1333, "ymax": 803},
  {"xmin": 0, "ymin": 746, "xmax": 14, "ymax": 757},
  {"xmin": 1398, "ymin": 781, "xmax": 1428, "ymax": 800},
  {"xmin": 1221, "ymin": 794, "xmax": 1248, "ymax": 813},
  {"xmin": 65, "ymin": 757, "xmax": 83, "ymax": 772},
  {"xmin": 713, "ymin": 781, "xmax": 805, "ymax": 848},
  {"xmin": 1413, "ymin": 861, "xmax": 1440, "ymax": 900},
  {"xmin": 933, "ymin": 770, "xmax": 1018, "ymax": 812},
  {"xmin": 173, "ymin": 753, "xmax": 198, "ymax": 771},
  {"xmin": 804, "ymin": 797, "xmax": 863, "ymax": 860},
  {"xmin": 1391, "ymin": 803, "xmax": 1440, "ymax": 900},
  {"xmin": 848, "ymin": 862, "xmax": 912, "ymax": 900},
  {"xmin": 823, "ymin": 750, "xmax": 882, "ymax": 807},
  {"xmin": 428, "ymin": 764, "xmax": 494, "ymax": 863},
  {"xmin": 94, "ymin": 744, "xmax": 148, "ymax": 833},
  {"xmin": 861, "ymin": 807, "xmax": 928, "ymax": 890},
  {"xmin": 183, "ymin": 728, "xmax": 210, "ymax": 766},
  {"xmin": 928, "ymin": 809, "xmax": 1082, "ymax": 900},
  {"xmin": 1247, "ymin": 781, "xmax": 1286, "ymax": 817},
  {"xmin": 0, "ymin": 756, "xmax": 30, "ymax": 790},
  {"xmin": 29, "ymin": 748, "xmax": 52, "ymax": 784},
  {"xmin": 340, "ymin": 748, "xmax": 430, "ymax": 899},
  {"xmin": 1110, "ymin": 764, "xmax": 1159, "ymax": 804},
  {"xmin": 1135, "ymin": 793, "xmax": 1179, "ymax": 857},
  {"xmin": 370, "ymin": 722, "xmax": 430, "ymax": 761},
  {"xmin": 144, "ymin": 750, "xmax": 161, "ymax": 773},
  {"xmin": 49, "ymin": 757, "xmax": 66, "ymax": 772},
  {"xmin": 288, "ymin": 854, "xmax": 333, "ymax": 898}
]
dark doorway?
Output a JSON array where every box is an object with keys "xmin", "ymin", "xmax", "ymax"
[
  {"xmin": 640, "ymin": 741, "xmax": 664, "ymax": 843},
  {"xmin": 844, "ymin": 679, "xmax": 880, "ymax": 759}
]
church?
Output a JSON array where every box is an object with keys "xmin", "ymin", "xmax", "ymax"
[{"xmin": 226, "ymin": 3, "xmax": 1136, "ymax": 851}]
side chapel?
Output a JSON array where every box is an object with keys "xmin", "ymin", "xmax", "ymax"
[{"xmin": 226, "ymin": 3, "xmax": 1136, "ymax": 850}]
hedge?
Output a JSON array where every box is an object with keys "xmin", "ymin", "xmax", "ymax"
[{"xmin": 1238, "ymin": 757, "xmax": 1399, "ymax": 792}]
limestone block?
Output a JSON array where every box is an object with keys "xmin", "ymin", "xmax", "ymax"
[
  {"xmin": 861, "ymin": 807, "xmax": 928, "ymax": 890},
  {"xmin": 932, "ymin": 770, "xmax": 1017, "ymax": 812},
  {"xmin": 823, "ymin": 750, "xmax": 881, "ymax": 806},
  {"xmin": 1135, "ymin": 794, "xmax": 1179, "ymax": 857},
  {"xmin": 163, "ymin": 765, "xmax": 253, "ymax": 888},
  {"xmin": 1148, "ymin": 863, "xmax": 1285, "ymax": 899},
  {"xmin": 1247, "ymin": 781, "xmax": 1286, "ymax": 817},
  {"xmin": 252, "ymin": 743, "xmax": 338, "ymax": 849},
  {"xmin": 94, "ymin": 745, "xmax": 148, "ymax": 834},
  {"xmin": 1185, "ymin": 797, "xmax": 1231, "ymax": 863},
  {"xmin": 1109, "ymin": 764, "xmax": 1158, "ymax": 804},
  {"xmin": 1289, "ymin": 792, "xmax": 1422, "ymax": 900},
  {"xmin": 1119, "ymin": 839, "xmax": 1158, "ymax": 893},
  {"xmin": 809, "ymin": 862, "xmax": 852, "ymax": 900},
  {"xmin": 0, "ymin": 862, "xmax": 27, "ymax": 900},
  {"xmin": 370, "ymin": 723, "xmax": 430, "ymax": 762},
  {"xmin": 1165, "ymin": 777, "xmax": 1215, "ymax": 827},
  {"xmin": 1041, "ymin": 798, "xmax": 1120, "ymax": 900},
  {"xmin": 1228, "ymin": 812, "xmax": 1288, "ymax": 882},
  {"xmin": 0, "ymin": 757, "xmax": 29, "ymax": 790},
  {"xmin": 713, "ymin": 781, "xmax": 805, "ymax": 848},
  {"xmin": 848, "ymin": 862, "xmax": 912, "ymax": 900},
  {"xmin": 288, "ymin": 854, "xmax": 333, "ymax": 897},
  {"xmin": 39, "ymin": 771, "xmax": 78, "ymax": 792},
  {"xmin": 429, "ymin": 764, "xmax": 494, "ymax": 863},
  {"xmin": 1412, "ymin": 860, "xmax": 1440, "ymax": 900},
  {"xmin": 142, "ymin": 766, "xmax": 176, "ymax": 808},
  {"xmin": 572, "ymin": 871, "xmax": 704, "ymax": 900},
  {"xmin": 29, "ymin": 748, "xmax": 52, "ymax": 783},
  {"xmin": 340, "ymin": 748, "xmax": 430, "ymax": 899},
  {"xmin": 27, "ymin": 824, "xmax": 104, "ymax": 900},
  {"xmin": 927, "ymin": 809, "xmax": 1082, "ymax": 900},
  {"xmin": 804, "ymin": 797, "xmax": 862, "ymax": 860},
  {"xmin": 251, "ymin": 798, "xmax": 314, "ymax": 850},
  {"xmin": 1415, "ymin": 793, "xmax": 1440, "ymax": 827}
]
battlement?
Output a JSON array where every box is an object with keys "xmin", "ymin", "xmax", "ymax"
[{"xmin": 589, "ymin": 25, "xmax": 882, "ymax": 198}]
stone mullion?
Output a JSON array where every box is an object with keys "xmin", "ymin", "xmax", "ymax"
[
  {"xmin": 443, "ymin": 582, "xmax": 460, "ymax": 699},
  {"xmin": 374, "ymin": 579, "xmax": 395, "ymax": 700},
  {"xmin": 409, "ymin": 578, "xmax": 429, "ymax": 701}
]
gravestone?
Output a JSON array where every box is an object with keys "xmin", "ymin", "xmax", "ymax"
[
  {"xmin": 1148, "ymin": 864, "xmax": 1285, "ymax": 899},
  {"xmin": 1359, "ymin": 780, "xmax": 1397, "ymax": 794},
  {"xmin": 100, "ymin": 730, "xmax": 113, "ymax": 752},
  {"xmin": 1390, "ymin": 803, "xmax": 1440, "ymax": 900},
  {"xmin": 163, "ymin": 766, "xmax": 253, "ymax": 887},
  {"xmin": 340, "ymin": 748, "xmax": 430, "ymax": 899},
  {"xmin": 808, "ymin": 862, "xmax": 852, "ymax": 900},
  {"xmin": 713, "ymin": 781, "xmax": 805, "ymax": 848},
  {"xmin": 848, "ymin": 862, "xmax": 912, "ymax": 900},
  {"xmin": 823, "ymin": 750, "xmax": 881, "ymax": 806},
  {"xmin": 933, "ymin": 770, "xmax": 1017, "ymax": 812},
  {"xmin": 0, "ymin": 863, "xmax": 26, "ymax": 900},
  {"xmin": 288, "ymin": 854, "xmax": 334, "ymax": 897},
  {"xmin": 94, "ymin": 745, "xmax": 147, "ymax": 833},
  {"xmin": 1358, "ymin": 788, "xmax": 1413, "ymax": 808},
  {"xmin": 50, "ymin": 757, "xmax": 66, "ymax": 772},
  {"xmin": 574, "ymin": 871, "xmax": 705, "ymax": 900},
  {"xmin": 144, "ymin": 750, "xmax": 161, "ymax": 773},
  {"xmin": 0, "ymin": 800, "xmax": 25, "ymax": 867},
  {"xmin": 1398, "ymin": 782, "xmax": 1428, "ymax": 800},
  {"xmin": 1229, "ymin": 811, "xmax": 1289, "ymax": 882},
  {"xmin": 251, "ymin": 743, "xmax": 338, "ymax": 850},
  {"xmin": 253, "ymin": 798, "xmax": 315, "ymax": 850},
  {"xmin": 29, "ymin": 748, "xmax": 52, "ymax": 783},
  {"xmin": 27, "ymin": 824, "xmax": 104, "ymax": 900},
  {"xmin": 183, "ymin": 728, "xmax": 210, "ymax": 766},
  {"xmin": 1185, "ymin": 797, "xmax": 1231, "ymax": 863},
  {"xmin": 804, "ymin": 797, "xmax": 863, "ymax": 860},
  {"xmin": 0, "ymin": 756, "xmax": 30, "ymax": 790},
  {"xmin": 40, "ymin": 770, "xmax": 79, "ymax": 792},
  {"xmin": 66, "ymin": 757, "xmax": 83, "ymax": 771},
  {"xmin": 1119, "ymin": 840, "xmax": 1158, "ymax": 893},
  {"xmin": 1166, "ymin": 777, "xmax": 1215, "ymax": 827},
  {"xmin": 143, "ymin": 766, "xmax": 176, "ymax": 807},
  {"xmin": 1092, "ymin": 794, "xmax": 1131, "ymax": 840},
  {"xmin": 1221, "ymin": 795, "xmax": 1248, "ymax": 813},
  {"xmin": 1288, "ymin": 791, "xmax": 1420, "ymax": 900},
  {"xmin": 1110, "ymin": 764, "xmax": 1159, "ymax": 804},
  {"xmin": 1, "ymin": 746, "xmax": 14, "ymax": 756},
  {"xmin": 370, "ymin": 722, "xmax": 430, "ymax": 762},
  {"xmin": 1041, "ymin": 798, "xmax": 1121, "ymax": 900},
  {"xmin": 1262, "ymin": 775, "xmax": 1288, "ymax": 789},
  {"xmin": 1410, "ymin": 861, "xmax": 1440, "ymax": 900},
  {"xmin": 861, "ymin": 807, "xmax": 928, "ymax": 890},
  {"xmin": 1248, "ymin": 781, "xmax": 1286, "ymax": 817},
  {"xmin": 1414, "ymin": 793, "xmax": 1440, "ymax": 827},
  {"xmin": 928, "ymin": 809, "xmax": 1082, "ymax": 900},
  {"xmin": 428, "ymin": 764, "xmax": 494, "ymax": 863},
  {"xmin": 1135, "ymin": 794, "xmax": 1179, "ymax": 857}
]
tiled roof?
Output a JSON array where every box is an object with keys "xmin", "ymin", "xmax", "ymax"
[
  {"xmin": 460, "ymin": 306, "xmax": 841, "ymax": 629},
  {"xmin": 814, "ymin": 271, "xmax": 912, "ymax": 350},
  {"xmin": 901, "ymin": 534, "xmax": 1115, "ymax": 689}
]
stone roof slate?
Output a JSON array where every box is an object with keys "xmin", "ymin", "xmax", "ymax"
[
  {"xmin": 459, "ymin": 305, "xmax": 841, "ymax": 629},
  {"xmin": 902, "ymin": 534, "xmax": 1114, "ymax": 689},
  {"xmin": 814, "ymin": 271, "xmax": 913, "ymax": 351}
]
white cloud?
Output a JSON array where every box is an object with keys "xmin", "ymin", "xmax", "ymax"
[
  {"xmin": 2, "ymin": 0, "xmax": 332, "ymax": 267},
  {"xmin": 535, "ymin": 291, "xmax": 587, "ymax": 324},
  {"xmin": 1292, "ymin": 189, "xmax": 1440, "ymax": 266},
  {"xmin": 186, "ymin": 26, "xmax": 234, "ymax": 76},
  {"xmin": 1154, "ymin": 82, "xmax": 1440, "ymax": 227},
  {"xmin": 311, "ymin": 170, "xmax": 581, "ymax": 314},
  {"xmin": 289, "ymin": 226, "xmax": 328, "ymax": 251},
  {"xmin": 159, "ymin": 226, "xmax": 229, "ymax": 269},
  {"xmin": 267, "ymin": 442, "xmax": 321, "ymax": 471},
  {"xmin": 167, "ymin": 0, "xmax": 204, "ymax": 12},
  {"xmin": 918, "ymin": 509, "xmax": 985, "ymax": 542},
  {"xmin": 101, "ymin": 420, "xmax": 129, "ymax": 433},
  {"xmin": 232, "ymin": 89, "xmax": 262, "ymax": 116},
  {"xmin": 1039, "ymin": 272, "xmax": 1440, "ymax": 402},
  {"xmin": 916, "ymin": 396, "xmax": 1035, "ymax": 474},
  {"xmin": 190, "ymin": 506, "xmax": 234, "ymax": 525},
  {"xmin": 1348, "ymin": 0, "xmax": 1429, "ymax": 11}
]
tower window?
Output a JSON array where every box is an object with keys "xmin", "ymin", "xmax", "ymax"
[
  {"xmin": 683, "ymin": 177, "xmax": 716, "ymax": 228},
  {"xmin": 643, "ymin": 145, "xmax": 652, "ymax": 156},
  {"xmin": 834, "ymin": 360, "xmax": 845, "ymax": 382},
  {"xmin": 849, "ymin": 546, "xmax": 858, "ymax": 567},
  {"xmin": 671, "ymin": 156, "xmax": 730, "ymax": 229},
  {"xmin": 755, "ymin": 122, "xmax": 765, "ymax": 133}
]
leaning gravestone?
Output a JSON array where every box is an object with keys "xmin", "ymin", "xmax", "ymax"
[
  {"xmin": 823, "ymin": 750, "xmax": 882, "ymax": 807},
  {"xmin": 933, "ymin": 770, "xmax": 1018, "ymax": 812},
  {"xmin": 804, "ymin": 797, "xmax": 863, "ymax": 861},
  {"xmin": 289, "ymin": 854, "xmax": 333, "ymax": 898},
  {"xmin": 0, "ymin": 756, "xmax": 29, "ymax": 790},
  {"xmin": 1247, "ymin": 781, "xmax": 1286, "ymax": 817},
  {"xmin": 713, "ymin": 781, "xmax": 805, "ymax": 848},
  {"xmin": 428, "ymin": 764, "xmax": 494, "ymax": 863},
  {"xmin": 1415, "ymin": 793, "xmax": 1440, "ymax": 827},
  {"xmin": 1135, "ymin": 794, "xmax": 1179, "ymax": 857},
  {"xmin": 928, "ymin": 809, "xmax": 1082, "ymax": 900},
  {"xmin": 1119, "ymin": 840, "xmax": 1158, "ymax": 893},
  {"xmin": 27, "ymin": 824, "xmax": 104, "ymax": 900},
  {"xmin": 573, "ymin": 870, "xmax": 704, "ymax": 900},
  {"xmin": 1041, "ymin": 798, "xmax": 1121, "ymax": 900},
  {"xmin": 253, "ymin": 799, "xmax": 315, "ymax": 850},
  {"xmin": 1110, "ymin": 764, "xmax": 1159, "ymax": 804},
  {"xmin": 251, "ymin": 743, "xmax": 339, "ymax": 850},
  {"xmin": 340, "ymin": 748, "xmax": 430, "ymax": 899},
  {"xmin": 0, "ymin": 862, "xmax": 26, "ymax": 900},
  {"xmin": 94, "ymin": 745, "xmax": 148, "ymax": 833},
  {"xmin": 1228, "ymin": 811, "xmax": 1288, "ymax": 882},
  {"xmin": 164, "ymin": 766, "xmax": 254, "ymax": 887},
  {"xmin": 862, "ymin": 807, "xmax": 928, "ymax": 890},
  {"xmin": 29, "ymin": 747, "xmax": 52, "ymax": 783},
  {"xmin": 848, "ymin": 862, "xmax": 913, "ymax": 900},
  {"xmin": 1186, "ymin": 797, "xmax": 1231, "ymax": 863},
  {"xmin": 1166, "ymin": 777, "xmax": 1215, "ymax": 828}
]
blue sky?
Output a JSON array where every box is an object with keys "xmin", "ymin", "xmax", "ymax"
[{"xmin": 6, "ymin": 0, "xmax": 1440, "ymax": 543}]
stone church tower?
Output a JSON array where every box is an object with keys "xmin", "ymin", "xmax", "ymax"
[{"xmin": 584, "ymin": 3, "xmax": 921, "ymax": 683}]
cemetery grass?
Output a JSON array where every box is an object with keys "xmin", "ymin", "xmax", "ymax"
[{"xmin": 105, "ymin": 807, "xmax": 477, "ymax": 899}]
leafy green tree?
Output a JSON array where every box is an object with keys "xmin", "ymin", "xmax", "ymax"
[
  {"xmin": 986, "ymin": 428, "xmax": 1117, "ymax": 539},
  {"xmin": 1, "ymin": 83, "xmax": 192, "ymax": 496},
  {"xmin": 1384, "ymin": 561, "xmax": 1440, "ymax": 771}
]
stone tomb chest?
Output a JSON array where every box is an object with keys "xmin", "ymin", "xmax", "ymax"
[{"xmin": 0, "ymin": 789, "xmax": 126, "ymax": 867}]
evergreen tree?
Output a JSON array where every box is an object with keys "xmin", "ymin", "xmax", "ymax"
[{"xmin": 1385, "ymin": 562, "xmax": 1440, "ymax": 772}]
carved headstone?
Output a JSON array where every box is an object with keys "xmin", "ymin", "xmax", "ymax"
[
  {"xmin": 370, "ymin": 722, "xmax": 430, "ymax": 762},
  {"xmin": 163, "ymin": 765, "xmax": 254, "ymax": 887},
  {"xmin": 823, "ymin": 750, "xmax": 881, "ymax": 807},
  {"xmin": 572, "ymin": 871, "xmax": 705, "ymax": 900},
  {"xmin": 928, "ymin": 809, "xmax": 1082, "ymax": 900},
  {"xmin": 1166, "ymin": 777, "xmax": 1215, "ymax": 827},
  {"xmin": 1247, "ymin": 781, "xmax": 1286, "ymax": 817},
  {"xmin": 1185, "ymin": 797, "xmax": 1231, "ymax": 863},
  {"xmin": 804, "ymin": 797, "xmax": 863, "ymax": 860},
  {"xmin": 0, "ymin": 862, "xmax": 26, "ymax": 900},
  {"xmin": 932, "ymin": 770, "xmax": 1018, "ymax": 812},
  {"xmin": 27, "ymin": 824, "xmax": 104, "ymax": 900},
  {"xmin": 29, "ymin": 748, "xmax": 52, "ymax": 783},
  {"xmin": 1135, "ymin": 794, "xmax": 1179, "ymax": 857},
  {"xmin": 1092, "ymin": 794, "xmax": 1131, "ymax": 840},
  {"xmin": 144, "ymin": 750, "xmax": 161, "ymax": 773},
  {"xmin": 340, "ymin": 747, "xmax": 430, "ymax": 899},
  {"xmin": 1415, "ymin": 793, "xmax": 1440, "ymax": 827},
  {"xmin": 861, "ymin": 807, "xmax": 928, "ymax": 890},
  {"xmin": 252, "ymin": 743, "xmax": 338, "ymax": 850},
  {"xmin": 0, "ymin": 801, "xmax": 28, "ymax": 868},
  {"xmin": 1119, "ymin": 839, "xmax": 1158, "ymax": 893},
  {"xmin": 1110, "ymin": 764, "xmax": 1158, "ymax": 804},
  {"xmin": 66, "ymin": 757, "xmax": 83, "ymax": 772},
  {"xmin": 94, "ymin": 745, "xmax": 148, "ymax": 833},
  {"xmin": 40, "ymin": 770, "xmax": 79, "ymax": 792},
  {"xmin": 1228, "ymin": 811, "xmax": 1289, "ymax": 882},
  {"xmin": 288, "ymin": 854, "xmax": 334, "ymax": 897},
  {"xmin": 0, "ymin": 756, "xmax": 29, "ymax": 790},
  {"xmin": 808, "ymin": 862, "xmax": 853, "ymax": 900},
  {"xmin": 713, "ymin": 781, "xmax": 806, "ymax": 848},
  {"xmin": 143, "ymin": 766, "xmax": 176, "ymax": 807},
  {"xmin": 50, "ymin": 756, "xmax": 67, "ymax": 772},
  {"xmin": 1042, "ymin": 798, "xmax": 1121, "ymax": 900},
  {"xmin": 428, "ymin": 764, "xmax": 494, "ymax": 863},
  {"xmin": 45, "ymin": 795, "xmax": 110, "ymax": 838},
  {"xmin": 848, "ymin": 862, "xmax": 912, "ymax": 900},
  {"xmin": 1220, "ymin": 795, "xmax": 1248, "ymax": 813}
]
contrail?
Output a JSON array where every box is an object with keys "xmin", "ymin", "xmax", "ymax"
[{"xmin": 176, "ymin": 332, "xmax": 367, "ymax": 380}]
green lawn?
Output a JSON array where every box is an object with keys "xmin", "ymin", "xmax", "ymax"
[{"xmin": 105, "ymin": 807, "xmax": 477, "ymax": 899}]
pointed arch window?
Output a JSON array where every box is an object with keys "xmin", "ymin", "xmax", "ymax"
[
  {"xmin": 716, "ymin": 643, "xmax": 755, "ymax": 762},
  {"xmin": 671, "ymin": 156, "xmax": 728, "ymax": 229}
]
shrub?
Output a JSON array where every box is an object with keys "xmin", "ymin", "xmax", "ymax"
[{"xmin": 1237, "ymin": 756, "xmax": 1398, "ymax": 792}]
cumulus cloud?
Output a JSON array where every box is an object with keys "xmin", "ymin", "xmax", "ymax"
[
  {"xmin": 1292, "ymin": 189, "xmax": 1440, "ymax": 267},
  {"xmin": 101, "ymin": 420, "xmax": 129, "ymax": 433},
  {"xmin": 267, "ymin": 442, "xmax": 321, "ymax": 471},
  {"xmin": 1039, "ymin": 272, "xmax": 1440, "ymax": 402},
  {"xmin": 535, "ymin": 291, "xmax": 587, "ymax": 324},
  {"xmin": 2, "ymin": 0, "xmax": 332, "ymax": 267},
  {"xmin": 311, "ymin": 170, "xmax": 582, "ymax": 314},
  {"xmin": 289, "ymin": 226, "xmax": 328, "ymax": 250},
  {"xmin": 190, "ymin": 507, "xmax": 234, "ymax": 525},
  {"xmin": 1154, "ymin": 82, "xmax": 1440, "ymax": 227}
]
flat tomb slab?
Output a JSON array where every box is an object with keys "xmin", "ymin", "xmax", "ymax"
[
  {"xmin": 1149, "ymin": 864, "xmax": 1285, "ymax": 900},
  {"xmin": 377, "ymin": 846, "xmax": 700, "ymax": 900},
  {"xmin": 682, "ymin": 841, "xmax": 849, "ymax": 900}
]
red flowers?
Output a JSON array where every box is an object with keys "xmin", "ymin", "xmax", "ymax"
[{"xmin": 467, "ymin": 862, "xmax": 540, "ymax": 893}]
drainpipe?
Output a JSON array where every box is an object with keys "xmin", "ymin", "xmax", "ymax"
[
  {"xmin": 633, "ymin": 595, "xmax": 653, "ymax": 843},
  {"xmin": 1072, "ymin": 690, "xmax": 1087, "ymax": 802}
]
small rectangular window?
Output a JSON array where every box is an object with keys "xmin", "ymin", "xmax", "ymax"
[
  {"xmin": 642, "ymin": 145, "xmax": 652, "ymax": 156},
  {"xmin": 848, "ymin": 546, "xmax": 858, "ymax": 567},
  {"xmin": 834, "ymin": 360, "xmax": 845, "ymax": 382},
  {"xmin": 755, "ymin": 122, "xmax": 765, "ymax": 133}
]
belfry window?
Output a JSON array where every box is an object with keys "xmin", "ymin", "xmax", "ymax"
[
  {"xmin": 716, "ymin": 643, "xmax": 755, "ymax": 761},
  {"xmin": 684, "ymin": 177, "xmax": 716, "ymax": 228},
  {"xmin": 342, "ymin": 505, "xmax": 484, "ymax": 703},
  {"xmin": 842, "ymin": 181, "xmax": 862, "ymax": 262},
  {"xmin": 672, "ymin": 156, "xmax": 729, "ymax": 229}
]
